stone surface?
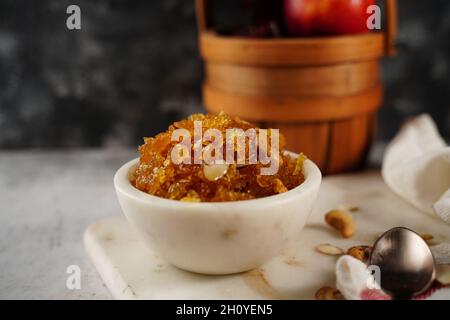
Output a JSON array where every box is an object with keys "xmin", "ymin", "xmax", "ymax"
[
  {"xmin": 0, "ymin": 148, "xmax": 136, "ymax": 299},
  {"xmin": 85, "ymin": 171, "xmax": 450, "ymax": 300},
  {"xmin": 0, "ymin": 145, "xmax": 383, "ymax": 299},
  {"xmin": 0, "ymin": 147, "xmax": 448, "ymax": 299}
]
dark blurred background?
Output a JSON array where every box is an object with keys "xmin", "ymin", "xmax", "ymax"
[{"xmin": 0, "ymin": 0, "xmax": 449, "ymax": 149}]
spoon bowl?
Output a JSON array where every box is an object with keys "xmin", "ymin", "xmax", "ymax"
[{"xmin": 369, "ymin": 227, "xmax": 435, "ymax": 299}]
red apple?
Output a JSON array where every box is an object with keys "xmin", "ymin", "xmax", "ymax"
[{"xmin": 284, "ymin": 0, "xmax": 376, "ymax": 36}]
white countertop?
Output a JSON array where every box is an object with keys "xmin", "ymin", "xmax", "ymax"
[
  {"xmin": 0, "ymin": 146, "xmax": 387, "ymax": 299},
  {"xmin": 0, "ymin": 148, "xmax": 138, "ymax": 299}
]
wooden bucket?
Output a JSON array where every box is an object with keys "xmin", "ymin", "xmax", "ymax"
[{"xmin": 196, "ymin": 0, "xmax": 397, "ymax": 174}]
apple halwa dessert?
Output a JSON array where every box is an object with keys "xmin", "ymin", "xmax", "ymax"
[{"xmin": 131, "ymin": 113, "xmax": 305, "ymax": 202}]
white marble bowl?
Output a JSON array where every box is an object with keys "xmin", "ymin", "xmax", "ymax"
[{"xmin": 114, "ymin": 154, "xmax": 321, "ymax": 275}]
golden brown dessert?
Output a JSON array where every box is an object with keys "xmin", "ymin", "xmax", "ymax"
[{"xmin": 131, "ymin": 113, "xmax": 305, "ymax": 202}]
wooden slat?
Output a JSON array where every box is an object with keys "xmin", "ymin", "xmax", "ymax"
[
  {"xmin": 200, "ymin": 32, "xmax": 385, "ymax": 66},
  {"xmin": 326, "ymin": 114, "xmax": 371, "ymax": 174},
  {"xmin": 206, "ymin": 61, "xmax": 379, "ymax": 97},
  {"xmin": 203, "ymin": 84, "xmax": 382, "ymax": 122},
  {"xmin": 270, "ymin": 122, "xmax": 330, "ymax": 170}
]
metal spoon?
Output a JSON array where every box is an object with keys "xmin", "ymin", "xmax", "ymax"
[{"xmin": 369, "ymin": 227, "xmax": 436, "ymax": 300}]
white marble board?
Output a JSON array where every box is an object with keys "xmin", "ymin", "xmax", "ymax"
[{"xmin": 84, "ymin": 171, "xmax": 450, "ymax": 299}]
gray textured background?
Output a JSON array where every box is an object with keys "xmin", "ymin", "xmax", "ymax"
[{"xmin": 0, "ymin": 0, "xmax": 449, "ymax": 149}]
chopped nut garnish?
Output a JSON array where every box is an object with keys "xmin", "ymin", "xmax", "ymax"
[
  {"xmin": 338, "ymin": 205, "xmax": 360, "ymax": 212},
  {"xmin": 421, "ymin": 233, "xmax": 434, "ymax": 242},
  {"xmin": 293, "ymin": 153, "xmax": 306, "ymax": 175},
  {"xmin": 203, "ymin": 162, "xmax": 229, "ymax": 182},
  {"xmin": 347, "ymin": 246, "xmax": 371, "ymax": 262},
  {"xmin": 436, "ymin": 265, "xmax": 450, "ymax": 285},
  {"xmin": 315, "ymin": 286, "xmax": 342, "ymax": 300},
  {"xmin": 325, "ymin": 209, "xmax": 355, "ymax": 238},
  {"xmin": 316, "ymin": 244, "xmax": 344, "ymax": 256}
]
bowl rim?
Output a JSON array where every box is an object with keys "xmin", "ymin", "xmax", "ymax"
[{"xmin": 114, "ymin": 152, "xmax": 321, "ymax": 208}]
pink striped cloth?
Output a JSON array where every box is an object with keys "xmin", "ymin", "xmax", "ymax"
[{"xmin": 360, "ymin": 282, "xmax": 450, "ymax": 300}]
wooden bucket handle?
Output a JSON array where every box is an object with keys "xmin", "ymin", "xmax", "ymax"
[
  {"xmin": 384, "ymin": 0, "xmax": 397, "ymax": 56},
  {"xmin": 195, "ymin": 0, "xmax": 397, "ymax": 57}
]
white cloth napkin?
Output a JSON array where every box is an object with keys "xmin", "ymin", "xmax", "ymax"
[{"xmin": 381, "ymin": 114, "xmax": 450, "ymax": 223}]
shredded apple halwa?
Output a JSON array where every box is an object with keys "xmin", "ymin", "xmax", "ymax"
[{"xmin": 131, "ymin": 113, "xmax": 305, "ymax": 202}]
